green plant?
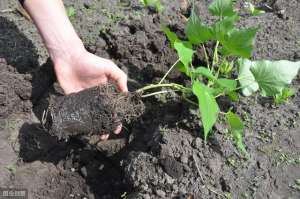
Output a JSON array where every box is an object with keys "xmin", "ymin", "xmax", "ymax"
[
  {"xmin": 274, "ymin": 87, "xmax": 295, "ymax": 105},
  {"xmin": 66, "ymin": 6, "xmax": 76, "ymax": 18},
  {"xmin": 290, "ymin": 179, "xmax": 300, "ymax": 191},
  {"xmin": 4, "ymin": 164, "xmax": 16, "ymax": 173},
  {"xmin": 244, "ymin": 2, "xmax": 265, "ymax": 16},
  {"xmin": 137, "ymin": 0, "xmax": 300, "ymax": 155},
  {"xmin": 140, "ymin": 0, "xmax": 163, "ymax": 12}
]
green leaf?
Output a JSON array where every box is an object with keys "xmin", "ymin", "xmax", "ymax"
[
  {"xmin": 226, "ymin": 111, "xmax": 247, "ymax": 155},
  {"xmin": 228, "ymin": 91, "xmax": 239, "ymax": 102},
  {"xmin": 209, "ymin": 87, "xmax": 226, "ymax": 97},
  {"xmin": 252, "ymin": 8, "xmax": 265, "ymax": 16},
  {"xmin": 238, "ymin": 58, "xmax": 259, "ymax": 96},
  {"xmin": 176, "ymin": 61, "xmax": 191, "ymax": 77},
  {"xmin": 208, "ymin": 0, "xmax": 236, "ymax": 17},
  {"xmin": 141, "ymin": 0, "xmax": 163, "ymax": 12},
  {"xmin": 216, "ymin": 78, "xmax": 237, "ymax": 91},
  {"xmin": 245, "ymin": 2, "xmax": 265, "ymax": 16},
  {"xmin": 274, "ymin": 87, "xmax": 295, "ymax": 105},
  {"xmin": 174, "ymin": 40, "xmax": 194, "ymax": 72},
  {"xmin": 250, "ymin": 60, "xmax": 300, "ymax": 96},
  {"xmin": 226, "ymin": 111, "xmax": 244, "ymax": 130},
  {"xmin": 185, "ymin": 9, "xmax": 212, "ymax": 44},
  {"xmin": 222, "ymin": 27, "xmax": 259, "ymax": 58},
  {"xmin": 161, "ymin": 24, "xmax": 179, "ymax": 48},
  {"xmin": 192, "ymin": 81, "xmax": 220, "ymax": 141},
  {"xmin": 66, "ymin": 6, "xmax": 76, "ymax": 18},
  {"xmin": 210, "ymin": 15, "xmax": 239, "ymax": 42},
  {"xmin": 193, "ymin": 67, "xmax": 216, "ymax": 80}
]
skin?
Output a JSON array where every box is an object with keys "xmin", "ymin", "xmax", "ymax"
[{"xmin": 23, "ymin": 0, "xmax": 127, "ymax": 139}]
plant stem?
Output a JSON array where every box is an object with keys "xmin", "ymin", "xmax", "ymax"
[
  {"xmin": 202, "ymin": 44, "xmax": 210, "ymax": 70},
  {"xmin": 182, "ymin": 95, "xmax": 198, "ymax": 106},
  {"xmin": 159, "ymin": 59, "xmax": 180, "ymax": 84},
  {"xmin": 141, "ymin": 90, "xmax": 180, "ymax": 98},
  {"xmin": 215, "ymin": 92, "xmax": 225, "ymax": 98},
  {"xmin": 211, "ymin": 41, "xmax": 220, "ymax": 73},
  {"xmin": 234, "ymin": 75, "xmax": 255, "ymax": 81},
  {"xmin": 136, "ymin": 83, "xmax": 187, "ymax": 93}
]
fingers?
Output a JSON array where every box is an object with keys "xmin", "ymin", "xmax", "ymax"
[
  {"xmin": 106, "ymin": 62, "xmax": 128, "ymax": 92},
  {"xmin": 114, "ymin": 124, "xmax": 122, "ymax": 134},
  {"xmin": 99, "ymin": 124, "xmax": 122, "ymax": 141},
  {"xmin": 100, "ymin": 134, "xmax": 109, "ymax": 140}
]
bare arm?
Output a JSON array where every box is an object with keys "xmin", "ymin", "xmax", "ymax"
[
  {"xmin": 22, "ymin": 0, "xmax": 128, "ymax": 94},
  {"xmin": 22, "ymin": 0, "xmax": 126, "ymax": 136}
]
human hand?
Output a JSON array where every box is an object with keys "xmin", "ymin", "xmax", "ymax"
[
  {"xmin": 53, "ymin": 49, "xmax": 127, "ymax": 94},
  {"xmin": 23, "ymin": 0, "xmax": 127, "ymax": 140},
  {"xmin": 53, "ymin": 48, "xmax": 127, "ymax": 139}
]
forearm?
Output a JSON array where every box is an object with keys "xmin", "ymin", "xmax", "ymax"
[{"xmin": 22, "ymin": 0, "xmax": 84, "ymax": 63}]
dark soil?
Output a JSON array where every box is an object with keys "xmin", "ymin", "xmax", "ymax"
[
  {"xmin": 0, "ymin": 0, "xmax": 299, "ymax": 199},
  {"xmin": 45, "ymin": 84, "xmax": 144, "ymax": 140}
]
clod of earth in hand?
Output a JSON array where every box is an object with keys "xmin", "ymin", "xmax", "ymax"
[{"xmin": 42, "ymin": 84, "xmax": 145, "ymax": 140}]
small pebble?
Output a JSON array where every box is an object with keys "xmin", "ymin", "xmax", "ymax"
[
  {"xmin": 192, "ymin": 138, "xmax": 202, "ymax": 149},
  {"xmin": 70, "ymin": 168, "xmax": 75, "ymax": 172},
  {"xmin": 80, "ymin": 167, "xmax": 88, "ymax": 178},
  {"xmin": 180, "ymin": 155, "xmax": 189, "ymax": 164},
  {"xmin": 98, "ymin": 164, "xmax": 104, "ymax": 170},
  {"xmin": 155, "ymin": 189, "xmax": 166, "ymax": 198}
]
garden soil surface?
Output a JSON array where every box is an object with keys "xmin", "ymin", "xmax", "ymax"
[{"xmin": 0, "ymin": 0, "xmax": 299, "ymax": 199}]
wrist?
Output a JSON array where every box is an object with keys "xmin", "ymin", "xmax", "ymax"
[{"xmin": 50, "ymin": 37, "xmax": 86, "ymax": 68}]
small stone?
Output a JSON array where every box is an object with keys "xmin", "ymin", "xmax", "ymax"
[
  {"xmin": 80, "ymin": 166, "xmax": 88, "ymax": 178},
  {"xmin": 165, "ymin": 174, "xmax": 175, "ymax": 184},
  {"xmin": 208, "ymin": 158, "xmax": 222, "ymax": 174},
  {"xmin": 155, "ymin": 190, "xmax": 166, "ymax": 198},
  {"xmin": 98, "ymin": 164, "xmax": 104, "ymax": 170},
  {"xmin": 70, "ymin": 168, "xmax": 75, "ymax": 172},
  {"xmin": 192, "ymin": 137, "xmax": 202, "ymax": 149},
  {"xmin": 180, "ymin": 155, "xmax": 189, "ymax": 164},
  {"xmin": 160, "ymin": 156, "xmax": 183, "ymax": 179},
  {"xmin": 69, "ymin": 194, "xmax": 74, "ymax": 198},
  {"xmin": 144, "ymin": 194, "xmax": 151, "ymax": 199},
  {"xmin": 172, "ymin": 184, "xmax": 179, "ymax": 192},
  {"xmin": 181, "ymin": 138, "xmax": 190, "ymax": 146}
]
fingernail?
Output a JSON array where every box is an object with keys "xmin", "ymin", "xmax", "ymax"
[
  {"xmin": 100, "ymin": 134, "xmax": 109, "ymax": 140},
  {"xmin": 114, "ymin": 124, "xmax": 122, "ymax": 134}
]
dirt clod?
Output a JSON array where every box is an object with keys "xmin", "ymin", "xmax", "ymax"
[{"xmin": 44, "ymin": 84, "xmax": 144, "ymax": 140}]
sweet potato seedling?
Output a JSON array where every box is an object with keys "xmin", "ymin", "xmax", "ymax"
[
  {"xmin": 137, "ymin": 0, "xmax": 300, "ymax": 156},
  {"xmin": 140, "ymin": 0, "xmax": 163, "ymax": 12}
]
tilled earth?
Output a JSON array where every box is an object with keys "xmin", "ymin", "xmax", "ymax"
[{"xmin": 0, "ymin": 0, "xmax": 299, "ymax": 199}]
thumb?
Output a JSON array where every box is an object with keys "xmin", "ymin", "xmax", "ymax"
[{"xmin": 107, "ymin": 64, "xmax": 128, "ymax": 92}]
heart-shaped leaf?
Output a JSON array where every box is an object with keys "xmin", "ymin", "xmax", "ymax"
[
  {"xmin": 216, "ymin": 78, "xmax": 237, "ymax": 91},
  {"xmin": 210, "ymin": 15, "xmax": 239, "ymax": 42},
  {"xmin": 192, "ymin": 81, "xmax": 220, "ymax": 141},
  {"xmin": 185, "ymin": 9, "xmax": 212, "ymax": 44},
  {"xmin": 208, "ymin": 0, "xmax": 236, "ymax": 17},
  {"xmin": 238, "ymin": 59, "xmax": 300, "ymax": 96},
  {"xmin": 222, "ymin": 27, "xmax": 259, "ymax": 58},
  {"xmin": 174, "ymin": 40, "xmax": 194, "ymax": 72},
  {"xmin": 161, "ymin": 24, "xmax": 178, "ymax": 48},
  {"xmin": 193, "ymin": 67, "xmax": 216, "ymax": 80},
  {"xmin": 250, "ymin": 60, "xmax": 300, "ymax": 96},
  {"xmin": 238, "ymin": 58, "xmax": 259, "ymax": 96}
]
